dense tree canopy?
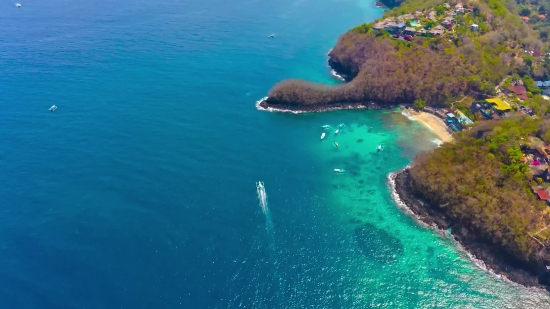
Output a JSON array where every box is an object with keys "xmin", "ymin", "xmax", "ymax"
[{"xmin": 409, "ymin": 117, "xmax": 550, "ymax": 265}]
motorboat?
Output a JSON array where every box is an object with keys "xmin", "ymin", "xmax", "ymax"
[
  {"xmin": 377, "ymin": 145, "xmax": 382, "ymax": 151},
  {"xmin": 338, "ymin": 123, "xmax": 346, "ymax": 128},
  {"xmin": 15, "ymin": 3, "xmax": 21, "ymax": 7},
  {"xmin": 268, "ymin": 34, "xmax": 275, "ymax": 38},
  {"xmin": 321, "ymin": 132, "xmax": 326, "ymax": 140},
  {"xmin": 335, "ymin": 129, "xmax": 339, "ymax": 134},
  {"xmin": 49, "ymin": 105, "xmax": 57, "ymax": 111},
  {"xmin": 334, "ymin": 142, "xmax": 339, "ymax": 147},
  {"xmin": 322, "ymin": 124, "xmax": 331, "ymax": 129},
  {"xmin": 334, "ymin": 168, "xmax": 345, "ymax": 173}
]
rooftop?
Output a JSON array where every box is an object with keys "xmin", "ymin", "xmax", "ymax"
[
  {"xmin": 485, "ymin": 98, "xmax": 512, "ymax": 111},
  {"xmin": 536, "ymin": 189, "xmax": 550, "ymax": 201}
]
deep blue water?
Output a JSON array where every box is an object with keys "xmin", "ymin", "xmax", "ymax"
[{"xmin": 2, "ymin": 0, "xmax": 550, "ymax": 308}]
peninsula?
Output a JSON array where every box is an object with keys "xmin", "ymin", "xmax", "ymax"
[{"xmin": 259, "ymin": 0, "xmax": 550, "ymax": 289}]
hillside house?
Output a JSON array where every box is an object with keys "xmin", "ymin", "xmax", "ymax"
[
  {"xmin": 485, "ymin": 98, "xmax": 512, "ymax": 114},
  {"xmin": 373, "ymin": 22, "xmax": 384, "ymax": 30},
  {"xmin": 404, "ymin": 27, "xmax": 416, "ymax": 35},
  {"xmin": 533, "ymin": 50, "xmax": 545, "ymax": 58},
  {"xmin": 506, "ymin": 85, "xmax": 528, "ymax": 100},
  {"xmin": 535, "ymin": 189, "xmax": 550, "ymax": 205},
  {"xmin": 539, "ymin": 168, "xmax": 550, "ymax": 182},
  {"xmin": 455, "ymin": 3, "xmax": 465, "ymax": 14},
  {"xmin": 417, "ymin": 28, "xmax": 427, "ymax": 36},
  {"xmin": 470, "ymin": 24, "xmax": 479, "ymax": 31}
]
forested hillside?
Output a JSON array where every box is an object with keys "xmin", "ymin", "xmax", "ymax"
[
  {"xmin": 410, "ymin": 117, "xmax": 550, "ymax": 265},
  {"xmin": 263, "ymin": 0, "xmax": 549, "ymax": 108}
]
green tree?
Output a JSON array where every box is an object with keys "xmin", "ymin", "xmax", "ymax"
[{"xmin": 413, "ymin": 99, "xmax": 427, "ymax": 110}]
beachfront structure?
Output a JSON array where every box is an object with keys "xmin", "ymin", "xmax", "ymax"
[
  {"xmin": 456, "ymin": 110, "xmax": 474, "ymax": 125},
  {"xmin": 485, "ymin": 98, "xmax": 512, "ymax": 112}
]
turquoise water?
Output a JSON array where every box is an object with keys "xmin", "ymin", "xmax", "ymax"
[{"xmin": 1, "ymin": 0, "xmax": 550, "ymax": 308}]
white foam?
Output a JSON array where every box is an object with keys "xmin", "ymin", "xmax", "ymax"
[
  {"xmin": 431, "ymin": 138, "xmax": 443, "ymax": 147},
  {"xmin": 255, "ymin": 96, "xmax": 305, "ymax": 114},
  {"xmin": 400, "ymin": 109, "xmax": 416, "ymax": 121},
  {"xmin": 330, "ymin": 69, "xmax": 346, "ymax": 82}
]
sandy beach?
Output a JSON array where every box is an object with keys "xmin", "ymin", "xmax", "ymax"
[{"xmin": 410, "ymin": 111, "xmax": 454, "ymax": 143}]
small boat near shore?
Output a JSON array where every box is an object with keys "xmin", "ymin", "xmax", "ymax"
[
  {"xmin": 338, "ymin": 123, "xmax": 346, "ymax": 128},
  {"xmin": 322, "ymin": 124, "xmax": 331, "ymax": 129},
  {"xmin": 377, "ymin": 145, "xmax": 382, "ymax": 151},
  {"xmin": 49, "ymin": 105, "xmax": 57, "ymax": 111},
  {"xmin": 335, "ymin": 129, "xmax": 339, "ymax": 134},
  {"xmin": 321, "ymin": 132, "xmax": 326, "ymax": 140},
  {"xmin": 334, "ymin": 168, "xmax": 345, "ymax": 173}
]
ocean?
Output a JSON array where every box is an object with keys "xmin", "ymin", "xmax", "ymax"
[{"xmin": 1, "ymin": 0, "xmax": 550, "ymax": 308}]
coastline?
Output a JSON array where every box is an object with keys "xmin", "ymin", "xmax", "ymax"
[
  {"xmin": 405, "ymin": 110, "xmax": 454, "ymax": 143},
  {"xmin": 256, "ymin": 96, "xmax": 389, "ymax": 114},
  {"xmin": 388, "ymin": 167, "xmax": 547, "ymax": 289}
]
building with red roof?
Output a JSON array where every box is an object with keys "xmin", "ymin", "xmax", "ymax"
[
  {"xmin": 507, "ymin": 85, "xmax": 528, "ymax": 100},
  {"xmin": 536, "ymin": 189, "xmax": 550, "ymax": 203}
]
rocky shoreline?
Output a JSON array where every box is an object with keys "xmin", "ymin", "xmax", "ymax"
[
  {"xmin": 390, "ymin": 168, "xmax": 550, "ymax": 289},
  {"xmin": 256, "ymin": 54, "xmax": 395, "ymax": 113},
  {"xmin": 256, "ymin": 97, "xmax": 390, "ymax": 113}
]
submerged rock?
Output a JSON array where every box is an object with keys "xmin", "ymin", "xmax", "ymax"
[{"xmin": 354, "ymin": 222, "xmax": 404, "ymax": 264}]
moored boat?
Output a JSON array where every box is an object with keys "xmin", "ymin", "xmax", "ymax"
[
  {"xmin": 321, "ymin": 132, "xmax": 326, "ymax": 140},
  {"xmin": 334, "ymin": 168, "xmax": 345, "ymax": 173},
  {"xmin": 49, "ymin": 105, "xmax": 57, "ymax": 111}
]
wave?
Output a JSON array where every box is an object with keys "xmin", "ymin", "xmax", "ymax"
[
  {"xmin": 330, "ymin": 69, "xmax": 346, "ymax": 82},
  {"xmin": 400, "ymin": 109, "xmax": 416, "ymax": 121},
  {"xmin": 431, "ymin": 138, "xmax": 443, "ymax": 147},
  {"xmin": 255, "ymin": 97, "xmax": 305, "ymax": 114}
]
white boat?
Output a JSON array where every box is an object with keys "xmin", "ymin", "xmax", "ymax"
[
  {"xmin": 49, "ymin": 105, "xmax": 57, "ymax": 111},
  {"xmin": 334, "ymin": 168, "xmax": 345, "ymax": 173},
  {"xmin": 377, "ymin": 145, "xmax": 382, "ymax": 151},
  {"xmin": 335, "ymin": 129, "xmax": 339, "ymax": 134},
  {"xmin": 338, "ymin": 123, "xmax": 346, "ymax": 128},
  {"xmin": 15, "ymin": 3, "xmax": 21, "ymax": 7},
  {"xmin": 320, "ymin": 132, "xmax": 326, "ymax": 140},
  {"xmin": 268, "ymin": 34, "xmax": 275, "ymax": 38},
  {"xmin": 321, "ymin": 124, "xmax": 331, "ymax": 129}
]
